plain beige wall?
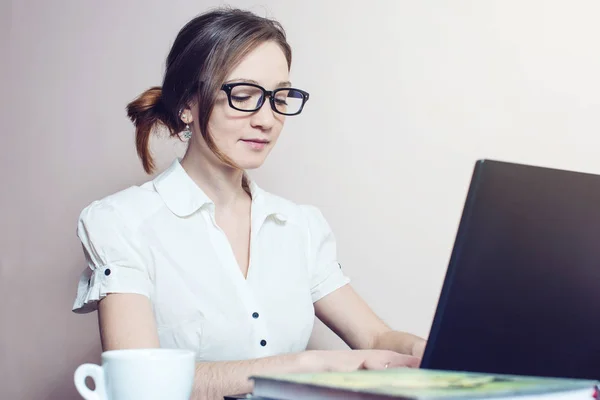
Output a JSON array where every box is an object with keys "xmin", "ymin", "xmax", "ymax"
[{"xmin": 3, "ymin": 0, "xmax": 600, "ymax": 398}]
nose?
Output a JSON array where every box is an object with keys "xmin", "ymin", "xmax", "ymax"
[{"xmin": 249, "ymin": 97, "xmax": 277, "ymax": 131}]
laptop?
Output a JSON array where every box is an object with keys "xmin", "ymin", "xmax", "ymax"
[{"xmin": 420, "ymin": 159, "xmax": 600, "ymax": 380}]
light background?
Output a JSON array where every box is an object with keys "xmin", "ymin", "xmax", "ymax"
[{"xmin": 2, "ymin": 1, "xmax": 600, "ymax": 398}]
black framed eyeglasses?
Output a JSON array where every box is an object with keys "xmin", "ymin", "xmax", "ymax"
[{"xmin": 221, "ymin": 83, "xmax": 310, "ymax": 116}]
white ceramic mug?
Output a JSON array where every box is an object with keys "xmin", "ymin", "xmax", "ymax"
[{"xmin": 74, "ymin": 348, "xmax": 195, "ymax": 400}]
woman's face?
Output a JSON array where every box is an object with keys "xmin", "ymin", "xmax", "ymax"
[{"xmin": 187, "ymin": 40, "xmax": 290, "ymax": 170}]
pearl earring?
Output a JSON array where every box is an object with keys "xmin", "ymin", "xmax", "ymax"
[{"xmin": 178, "ymin": 111, "xmax": 192, "ymax": 141}]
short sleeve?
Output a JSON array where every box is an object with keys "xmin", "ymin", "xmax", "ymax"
[
  {"xmin": 301, "ymin": 205, "xmax": 351, "ymax": 303},
  {"xmin": 72, "ymin": 200, "xmax": 151, "ymax": 314}
]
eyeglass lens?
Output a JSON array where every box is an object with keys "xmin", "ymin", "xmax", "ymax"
[{"xmin": 229, "ymin": 85, "xmax": 305, "ymax": 114}]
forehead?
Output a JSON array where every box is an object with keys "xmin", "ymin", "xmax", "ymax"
[{"xmin": 225, "ymin": 41, "xmax": 289, "ymax": 87}]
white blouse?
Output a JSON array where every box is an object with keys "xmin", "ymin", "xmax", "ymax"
[{"xmin": 72, "ymin": 159, "xmax": 350, "ymax": 361}]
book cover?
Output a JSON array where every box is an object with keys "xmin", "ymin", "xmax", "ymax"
[{"xmin": 250, "ymin": 368, "xmax": 599, "ymax": 400}]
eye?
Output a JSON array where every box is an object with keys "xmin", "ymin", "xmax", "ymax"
[
  {"xmin": 274, "ymin": 97, "xmax": 288, "ymax": 106},
  {"xmin": 231, "ymin": 95, "xmax": 252, "ymax": 103}
]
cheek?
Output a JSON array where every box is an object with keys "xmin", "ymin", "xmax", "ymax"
[
  {"xmin": 207, "ymin": 107, "xmax": 246, "ymax": 146},
  {"xmin": 271, "ymin": 117, "xmax": 286, "ymax": 140}
]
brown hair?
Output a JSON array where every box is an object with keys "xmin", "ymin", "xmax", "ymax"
[{"xmin": 126, "ymin": 7, "xmax": 292, "ymax": 174}]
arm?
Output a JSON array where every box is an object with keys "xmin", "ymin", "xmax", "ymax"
[
  {"xmin": 98, "ymin": 293, "xmax": 417, "ymax": 400},
  {"xmin": 301, "ymin": 206, "xmax": 425, "ymax": 359},
  {"xmin": 98, "ymin": 293, "xmax": 313, "ymax": 399},
  {"xmin": 314, "ymin": 284, "xmax": 427, "ymax": 358},
  {"xmin": 98, "ymin": 294, "xmax": 307, "ymax": 398}
]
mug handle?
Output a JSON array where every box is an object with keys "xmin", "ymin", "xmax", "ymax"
[{"xmin": 74, "ymin": 363, "xmax": 105, "ymax": 400}]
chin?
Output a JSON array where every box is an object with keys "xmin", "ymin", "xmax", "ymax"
[
  {"xmin": 229, "ymin": 146, "xmax": 274, "ymax": 170},
  {"xmin": 232, "ymin": 155, "xmax": 269, "ymax": 170}
]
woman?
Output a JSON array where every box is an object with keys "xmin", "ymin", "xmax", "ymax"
[{"xmin": 72, "ymin": 7, "xmax": 426, "ymax": 399}]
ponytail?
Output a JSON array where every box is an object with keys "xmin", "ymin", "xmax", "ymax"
[{"xmin": 126, "ymin": 87, "xmax": 180, "ymax": 174}]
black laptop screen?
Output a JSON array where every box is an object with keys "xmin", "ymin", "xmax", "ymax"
[{"xmin": 421, "ymin": 160, "xmax": 600, "ymax": 380}]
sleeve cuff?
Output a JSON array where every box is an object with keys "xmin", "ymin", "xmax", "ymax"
[
  {"xmin": 311, "ymin": 263, "xmax": 351, "ymax": 303},
  {"xmin": 72, "ymin": 265, "xmax": 151, "ymax": 314}
]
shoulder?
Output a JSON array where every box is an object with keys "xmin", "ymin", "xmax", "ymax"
[{"xmin": 77, "ymin": 181, "xmax": 163, "ymax": 235}]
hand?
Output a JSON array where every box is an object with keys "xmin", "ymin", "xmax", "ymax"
[
  {"xmin": 305, "ymin": 349, "xmax": 420, "ymax": 373},
  {"xmin": 410, "ymin": 339, "xmax": 427, "ymax": 359}
]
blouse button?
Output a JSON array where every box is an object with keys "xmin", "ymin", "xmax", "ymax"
[
  {"xmin": 104, "ymin": 268, "xmax": 111, "ymax": 276},
  {"xmin": 260, "ymin": 339, "xmax": 267, "ymax": 347},
  {"xmin": 252, "ymin": 312, "xmax": 259, "ymax": 319}
]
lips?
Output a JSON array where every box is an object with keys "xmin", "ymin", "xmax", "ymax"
[
  {"xmin": 241, "ymin": 138, "xmax": 270, "ymax": 150},
  {"xmin": 241, "ymin": 138, "xmax": 269, "ymax": 144}
]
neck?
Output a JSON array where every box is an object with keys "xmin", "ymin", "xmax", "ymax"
[{"xmin": 180, "ymin": 149, "xmax": 248, "ymax": 210}]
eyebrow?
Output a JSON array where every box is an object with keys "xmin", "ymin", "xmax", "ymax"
[{"xmin": 224, "ymin": 78, "xmax": 292, "ymax": 88}]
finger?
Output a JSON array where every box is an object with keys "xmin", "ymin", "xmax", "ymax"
[
  {"xmin": 361, "ymin": 357, "xmax": 395, "ymax": 370},
  {"xmin": 388, "ymin": 355, "xmax": 421, "ymax": 368},
  {"xmin": 411, "ymin": 340, "xmax": 427, "ymax": 358}
]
